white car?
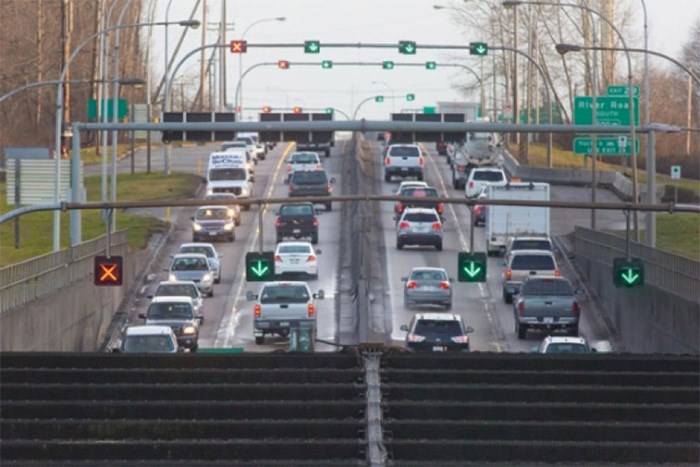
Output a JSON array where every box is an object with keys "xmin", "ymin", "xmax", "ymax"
[
  {"xmin": 274, "ymin": 241, "xmax": 320, "ymax": 279},
  {"xmin": 116, "ymin": 325, "xmax": 180, "ymax": 353},
  {"xmin": 235, "ymin": 136, "xmax": 264, "ymax": 161},
  {"xmin": 221, "ymin": 142, "xmax": 256, "ymax": 172},
  {"xmin": 149, "ymin": 280, "xmax": 204, "ymax": 316},
  {"xmin": 465, "ymin": 167, "xmax": 508, "ymax": 198},
  {"xmin": 394, "ymin": 180, "xmax": 429, "ymax": 195},
  {"xmin": 176, "ymin": 243, "xmax": 223, "ymax": 283},
  {"xmin": 285, "ymin": 152, "xmax": 322, "ymax": 183}
]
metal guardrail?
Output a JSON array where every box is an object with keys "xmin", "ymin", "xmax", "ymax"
[
  {"xmin": 0, "ymin": 231, "xmax": 128, "ymax": 313},
  {"xmin": 574, "ymin": 226, "xmax": 700, "ymax": 303}
]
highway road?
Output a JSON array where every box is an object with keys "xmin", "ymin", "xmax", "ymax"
[{"xmin": 114, "ymin": 136, "xmax": 620, "ymax": 353}]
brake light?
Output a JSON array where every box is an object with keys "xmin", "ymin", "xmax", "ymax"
[
  {"xmin": 439, "ymin": 281, "xmax": 450, "ymax": 290},
  {"xmin": 432, "ymin": 222, "xmax": 442, "ymax": 230},
  {"xmin": 457, "ymin": 165, "xmax": 464, "ymax": 172},
  {"xmin": 286, "ymin": 164, "xmax": 292, "ymax": 172},
  {"xmin": 475, "ymin": 206, "xmax": 483, "ymax": 214},
  {"xmin": 450, "ymin": 335, "xmax": 470, "ymax": 343},
  {"xmin": 274, "ymin": 255, "xmax": 282, "ymax": 262},
  {"xmin": 418, "ymin": 155, "xmax": 425, "ymax": 166},
  {"xmin": 307, "ymin": 303, "xmax": 316, "ymax": 317},
  {"xmin": 312, "ymin": 217, "xmax": 319, "ymax": 227},
  {"xmin": 554, "ymin": 269, "xmax": 561, "ymax": 277},
  {"xmin": 385, "ymin": 156, "xmax": 391, "ymax": 165},
  {"xmin": 437, "ymin": 203, "xmax": 443, "ymax": 215},
  {"xmin": 254, "ymin": 304, "xmax": 261, "ymax": 318},
  {"xmin": 326, "ymin": 183, "xmax": 332, "ymax": 193},
  {"xmin": 468, "ymin": 181, "xmax": 474, "ymax": 189},
  {"xmin": 572, "ymin": 301, "xmax": 581, "ymax": 316},
  {"xmin": 306, "ymin": 255, "xmax": 316, "ymax": 262},
  {"xmin": 288, "ymin": 186, "xmax": 293, "ymax": 194},
  {"xmin": 396, "ymin": 201, "xmax": 404, "ymax": 213},
  {"xmin": 505, "ymin": 269, "xmax": 512, "ymax": 280},
  {"xmin": 275, "ymin": 217, "xmax": 282, "ymax": 227},
  {"xmin": 406, "ymin": 280, "xmax": 417, "ymax": 289},
  {"xmin": 398, "ymin": 221, "xmax": 410, "ymax": 229},
  {"xmin": 517, "ymin": 300, "xmax": 525, "ymax": 314},
  {"xmin": 406, "ymin": 333, "xmax": 425, "ymax": 343}
]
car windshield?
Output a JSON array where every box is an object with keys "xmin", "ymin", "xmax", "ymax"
[
  {"xmin": 291, "ymin": 153, "xmax": 318, "ymax": 163},
  {"xmin": 278, "ymin": 245, "xmax": 312, "ymax": 254},
  {"xmin": 473, "ymin": 171, "xmax": 505, "ymax": 181},
  {"xmin": 147, "ymin": 302, "xmax": 194, "ymax": 320},
  {"xmin": 179, "ymin": 246, "xmax": 214, "ymax": 258},
  {"xmin": 512, "ymin": 240, "xmax": 552, "ymax": 251},
  {"xmin": 544, "ymin": 343, "xmax": 589, "ymax": 354},
  {"xmin": 195, "ymin": 208, "xmax": 229, "ymax": 221},
  {"xmin": 155, "ymin": 284, "xmax": 199, "ymax": 299},
  {"xmin": 209, "ymin": 168, "xmax": 246, "ymax": 181},
  {"xmin": 522, "ymin": 279, "xmax": 572, "ymax": 295},
  {"xmin": 411, "ymin": 270, "xmax": 446, "ymax": 281},
  {"xmin": 389, "ymin": 146, "xmax": 419, "ymax": 157},
  {"xmin": 171, "ymin": 257, "xmax": 208, "ymax": 271},
  {"xmin": 469, "ymin": 132, "xmax": 494, "ymax": 141},
  {"xmin": 123, "ymin": 335, "xmax": 176, "ymax": 353},
  {"xmin": 510, "ymin": 255, "xmax": 555, "ymax": 270},
  {"xmin": 402, "ymin": 187, "xmax": 438, "ymax": 197},
  {"xmin": 292, "ymin": 171, "xmax": 327, "ymax": 184},
  {"xmin": 413, "ymin": 320, "xmax": 462, "ymax": 337},
  {"xmin": 403, "ymin": 212, "xmax": 438, "ymax": 223},
  {"xmin": 221, "ymin": 142, "xmax": 246, "ymax": 150},
  {"xmin": 280, "ymin": 205, "xmax": 314, "ymax": 216},
  {"xmin": 260, "ymin": 285, "xmax": 310, "ymax": 304}
]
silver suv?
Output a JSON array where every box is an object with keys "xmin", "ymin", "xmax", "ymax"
[
  {"xmin": 396, "ymin": 207, "xmax": 443, "ymax": 251},
  {"xmin": 502, "ymin": 249, "xmax": 560, "ymax": 303},
  {"xmin": 383, "ymin": 144, "xmax": 425, "ymax": 182}
]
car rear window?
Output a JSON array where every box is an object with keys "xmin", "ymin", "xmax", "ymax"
[
  {"xmin": 209, "ymin": 167, "xmax": 247, "ymax": 181},
  {"xmin": 389, "ymin": 146, "xmax": 420, "ymax": 157},
  {"xmin": 510, "ymin": 254, "xmax": 555, "ymax": 270},
  {"xmin": 278, "ymin": 245, "xmax": 311, "ymax": 254},
  {"xmin": 172, "ymin": 257, "xmax": 208, "ymax": 271},
  {"xmin": 147, "ymin": 302, "xmax": 194, "ymax": 319},
  {"xmin": 403, "ymin": 212, "xmax": 439, "ymax": 223},
  {"xmin": 195, "ymin": 208, "xmax": 229, "ymax": 220},
  {"xmin": 155, "ymin": 284, "xmax": 199, "ymax": 299},
  {"xmin": 291, "ymin": 171, "xmax": 327, "ymax": 184},
  {"xmin": 521, "ymin": 279, "xmax": 572, "ymax": 295},
  {"xmin": 280, "ymin": 205, "xmax": 314, "ymax": 216},
  {"xmin": 291, "ymin": 153, "xmax": 318, "ymax": 163},
  {"xmin": 512, "ymin": 240, "xmax": 552, "ymax": 251},
  {"xmin": 411, "ymin": 270, "xmax": 447, "ymax": 281},
  {"xmin": 401, "ymin": 187, "xmax": 439, "ymax": 197},
  {"xmin": 413, "ymin": 320, "xmax": 462, "ymax": 337},
  {"xmin": 472, "ymin": 171, "xmax": 505, "ymax": 182},
  {"xmin": 179, "ymin": 246, "xmax": 214, "ymax": 257},
  {"xmin": 260, "ymin": 285, "xmax": 310, "ymax": 304},
  {"xmin": 544, "ymin": 343, "xmax": 589, "ymax": 354}
]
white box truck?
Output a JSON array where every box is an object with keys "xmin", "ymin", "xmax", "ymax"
[
  {"xmin": 485, "ymin": 182, "xmax": 550, "ymax": 255},
  {"xmin": 206, "ymin": 152, "xmax": 253, "ymax": 210}
]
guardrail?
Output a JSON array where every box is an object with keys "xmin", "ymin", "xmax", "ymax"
[{"xmin": 0, "ymin": 231, "xmax": 128, "ymax": 313}]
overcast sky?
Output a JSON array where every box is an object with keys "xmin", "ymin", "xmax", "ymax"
[{"xmin": 152, "ymin": 0, "xmax": 700, "ymax": 120}]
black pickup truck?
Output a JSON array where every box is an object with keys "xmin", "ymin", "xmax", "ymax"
[
  {"xmin": 394, "ymin": 186, "xmax": 444, "ymax": 218},
  {"xmin": 275, "ymin": 202, "xmax": 319, "ymax": 244}
]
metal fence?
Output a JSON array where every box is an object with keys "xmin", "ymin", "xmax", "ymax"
[
  {"xmin": 0, "ymin": 231, "xmax": 128, "ymax": 313},
  {"xmin": 574, "ymin": 226, "xmax": 700, "ymax": 303}
]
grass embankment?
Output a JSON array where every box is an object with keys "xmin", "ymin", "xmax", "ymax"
[{"xmin": 0, "ymin": 172, "xmax": 201, "ymax": 267}]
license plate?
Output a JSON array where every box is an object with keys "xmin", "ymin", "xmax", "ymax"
[
  {"xmin": 279, "ymin": 321, "xmax": 289, "ymax": 327},
  {"xmin": 543, "ymin": 317, "xmax": 554, "ymax": 324},
  {"xmin": 401, "ymin": 167, "xmax": 408, "ymax": 172},
  {"xmin": 432, "ymin": 346, "xmax": 445, "ymax": 352},
  {"xmin": 209, "ymin": 232, "xmax": 217, "ymax": 236},
  {"xmin": 290, "ymin": 259, "xmax": 300, "ymax": 264},
  {"xmin": 293, "ymin": 229, "xmax": 301, "ymax": 234}
]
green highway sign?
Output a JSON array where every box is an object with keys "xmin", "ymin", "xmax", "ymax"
[
  {"xmin": 399, "ymin": 40, "xmax": 417, "ymax": 54},
  {"xmin": 245, "ymin": 251, "xmax": 275, "ymax": 282},
  {"xmin": 405, "ymin": 93, "xmax": 415, "ymax": 102},
  {"xmin": 425, "ymin": 61, "xmax": 436, "ymax": 70},
  {"xmin": 607, "ymin": 84, "xmax": 640, "ymax": 98},
  {"xmin": 321, "ymin": 60, "xmax": 333, "ymax": 69},
  {"xmin": 469, "ymin": 42, "xmax": 488, "ymax": 56},
  {"xmin": 573, "ymin": 136, "xmax": 639, "ymax": 156},
  {"xmin": 304, "ymin": 40, "xmax": 321, "ymax": 53},
  {"xmin": 382, "ymin": 61, "xmax": 394, "ymax": 70},
  {"xmin": 375, "ymin": 96, "xmax": 384, "ymax": 103},
  {"xmin": 458, "ymin": 252, "xmax": 487, "ymax": 282},
  {"xmin": 574, "ymin": 96, "xmax": 639, "ymax": 126},
  {"xmin": 423, "ymin": 106, "xmax": 436, "ymax": 114},
  {"xmin": 613, "ymin": 257, "xmax": 644, "ymax": 288}
]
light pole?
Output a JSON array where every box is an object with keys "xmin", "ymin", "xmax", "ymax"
[
  {"xmin": 237, "ymin": 17, "xmax": 286, "ymax": 120},
  {"xmin": 503, "ymin": 0, "xmax": 640, "ymax": 240},
  {"xmin": 372, "ymin": 81, "xmax": 395, "ymax": 113},
  {"xmin": 0, "ymin": 78, "xmax": 142, "ymax": 104}
]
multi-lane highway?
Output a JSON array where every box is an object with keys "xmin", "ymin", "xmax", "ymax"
[{"xmin": 121, "ymin": 136, "xmax": 620, "ymax": 353}]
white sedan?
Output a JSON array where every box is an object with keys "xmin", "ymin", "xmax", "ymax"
[{"xmin": 274, "ymin": 241, "xmax": 320, "ymax": 279}]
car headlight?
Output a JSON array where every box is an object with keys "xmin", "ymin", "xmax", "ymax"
[
  {"xmin": 206, "ymin": 188, "xmax": 214, "ymax": 196},
  {"xmin": 193, "ymin": 223, "xmax": 203, "ymax": 231},
  {"xmin": 202, "ymin": 273, "xmax": 212, "ymax": 282},
  {"xmin": 227, "ymin": 208, "xmax": 236, "ymax": 217},
  {"xmin": 224, "ymin": 222, "xmax": 234, "ymax": 231},
  {"xmin": 240, "ymin": 187, "xmax": 250, "ymax": 196},
  {"xmin": 182, "ymin": 325, "xmax": 197, "ymax": 335},
  {"xmin": 168, "ymin": 274, "xmax": 177, "ymax": 281}
]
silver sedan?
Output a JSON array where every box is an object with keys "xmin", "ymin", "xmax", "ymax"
[{"xmin": 402, "ymin": 267, "xmax": 453, "ymax": 310}]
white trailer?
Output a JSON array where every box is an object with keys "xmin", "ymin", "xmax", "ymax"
[{"xmin": 485, "ymin": 182, "xmax": 551, "ymax": 255}]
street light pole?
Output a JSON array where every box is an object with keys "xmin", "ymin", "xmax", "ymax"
[{"xmin": 372, "ymin": 81, "xmax": 395, "ymax": 114}]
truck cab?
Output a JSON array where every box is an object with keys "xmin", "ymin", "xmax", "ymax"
[{"xmin": 451, "ymin": 130, "xmax": 504, "ymax": 189}]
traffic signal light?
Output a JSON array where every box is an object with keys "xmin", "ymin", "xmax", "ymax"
[
  {"xmin": 262, "ymin": 105, "xmax": 272, "ymax": 113},
  {"xmin": 321, "ymin": 60, "xmax": 333, "ymax": 69},
  {"xmin": 245, "ymin": 251, "xmax": 275, "ymax": 282},
  {"xmin": 324, "ymin": 107, "xmax": 334, "ymax": 115},
  {"xmin": 399, "ymin": 40, "xmax": 417, "ymax": 54},
  {"xmin": 304, "ymin": 40, "xmax": 321, "ymax": 53},
  {"xmin": 406, "ymin": 93, "xmax": 415, "ymax": 101},
  {"xmin": 230, "ymin": 40, "xmax": 247, "ymax": 53},
  {"xmin": 293, "ymin": 106, "xmax": 303, "ymax": 114},
  {"xmin": 469, "ymin": 42, "xmax": 488, "ymax": 56},
  {"xmin": 458, "ymin": 252, "xmax": 487, "ymax": 282},
  {"xmin": 278, "ymin": 60, "xmax": 290, "ymax": 69},
  {"xmin": 425, "ymin": 61, "xmax": 436, "ymax": 70},
  {"xmin": 382, "ymin": 61, "xmax": 394, "ymax": 70},
  {"xmin": 375, "ymin": 96, "xmax": 384, "ymax": 103},
  {"xmin": 94, "ymin": 255, "xmax": 123, "ymax": 286},
  {"xmin": 613, "ymin": 257, "xmax": 644, "ymax": 288}
]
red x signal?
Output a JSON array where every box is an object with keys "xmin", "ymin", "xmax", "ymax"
[
  {"xmin": 278, "ymin": 60, "xmax": 290, "ymax": 69},
  {"xmin": 94, "ymin": 255, "xmax": 123, "ymax": 286},
  {"xmin": 262, "ymin": 105, "xmax": 272, "ymax": 113},
  {"xmin": 230, "ymin": 40, "xmax": 247, "ymax": 53}
]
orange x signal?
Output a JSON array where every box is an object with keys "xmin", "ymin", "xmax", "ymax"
[
  {"xmin": 94, "ymin": 255, "xmax": 123, "ymax": 286},
  {"xmin": 99, "ymin": 264, "xmax": 118, "ymax": 282},
  {"xmin": 230, "ymin": 40, "xmax": 247, "ymax": 53}
]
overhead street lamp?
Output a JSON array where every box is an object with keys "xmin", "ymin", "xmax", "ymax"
[{"xmin": 237, "ymin": 17, "xmax": 287, "ymax": 120}]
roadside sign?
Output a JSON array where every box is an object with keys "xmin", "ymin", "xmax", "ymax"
[
  {"xmin": 574, "ymin": 96, "xmax": 639, "ymax": 126},
  {"xmin": 573, "ymin": 137, "xmax": 639, "ymax": 156},
  {"xmin": 671, "ymin": 165, "xmax": 681, "ymax": 180},
  {"xmin": 423, "ymin": 106, "xmax": 436, "ymax": 114},
  {"xmin": 607, "ymin": 84, "xmax": 640, "ymax": 98}
]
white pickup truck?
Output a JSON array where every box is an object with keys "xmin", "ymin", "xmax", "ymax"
[{"xmin": 246, "ymin": 281, "xmax": 325, "ymax": 345}]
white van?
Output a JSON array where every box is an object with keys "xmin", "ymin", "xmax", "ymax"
[{"xmin": 206, "ymin": 152, "xmax": 253, "ymax": 210}]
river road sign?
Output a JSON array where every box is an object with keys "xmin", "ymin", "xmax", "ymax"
[{"xmin": 574, "ymin": 96, "xmax": 639, "ymax": 126}]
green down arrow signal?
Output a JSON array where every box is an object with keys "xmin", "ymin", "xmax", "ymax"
[
  {"xmin": 251, "ymin": 260, "xmax": 269, "ymax": 277},
  {"xmin": 476, "ymin": 45, "xmax": 486, "ymax": 54},
  {"xmin": 620, "ymin": 268, "xmax": 640, "ymax": 285},
  {"xmin": 463, "ymin": 262, "xmax": 482, "ymax": 278}
]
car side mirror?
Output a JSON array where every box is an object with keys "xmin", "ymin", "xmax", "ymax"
[
  {"xmin": 401, "ymin": 277, "xmax": 408, "ymax": 282},
  {"xmin": 196, "ymin": 314, "xmax": 204, "ymax": 323},
  {"xmin": 315, "ymin": 249, "xmax": 322, "ymax": 255},
  {"xmin": 500, "ymin": 261, "xmax": 507, "ymax": 267},
  {"xmin": 314, "ymin": 290, "xmax": 325, "ymax": 300},
  {"xmin": 449, "ymin": 277, "xmax": 454, "ymax": 282},
  {"xmin": 465, "ymin": 326, "xmax": 475, "ymax": 334},
  {"xmin": 400, "ymin": 324, "xmax": 409, "ymax": 332},
  {"xmin": 574, "ymin": 287, "xmax": 584, "ymax": 295},
  {"xmin": 218, "ymin": 253, "xmax": 224, "ymax": 259},
  {"xmin": 249, "ymin": 175, "xmax": 255, "ymax": 182},
  {"xmin": 111, "ymin": 347, "xmax": 122, "ymax": 353},
  {"xmin": 147, "ymin": 294, "xmax": 154, "ymax": 299},
  {"xmin": 246, "ymin": 291, "xmax": 257, "ymax": 301},
  {"xmin": 330, "ymin": 177, "xmax": 336, "ymax": 184},
  {"xmin": 138, "ymin": 313, "xmax": 147, "ymax": 320},
  {"xmin": 190, "ymin": 216, "xmax": 195, "ymax": 221}
]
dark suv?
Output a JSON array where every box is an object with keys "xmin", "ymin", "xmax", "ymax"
[
  {"xmin": 400, "ymin": 312, "xmax": 474, "ymax": 352},
  {"xmin": 276, "ymin": 202, "xmax": 319, "ymax": 244},
  {"xmin": 288, "ymin": 169, "xmax": 335, "ymax": 211}
]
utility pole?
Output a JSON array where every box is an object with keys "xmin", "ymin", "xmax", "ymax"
[
  {"xmin": 199, "ymin": 0, "xmax": 207, "ymax": 111},
  {"xmin": 61, "ymin": 0, "xmax": 73, "ymax": 156}
]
